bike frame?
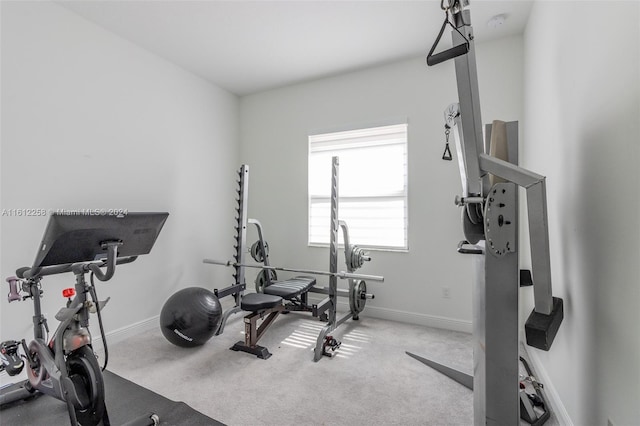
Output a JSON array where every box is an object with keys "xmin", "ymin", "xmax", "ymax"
[{"xmin": 21, "ymin": 244, "xmax": 132, "ymax": 425}]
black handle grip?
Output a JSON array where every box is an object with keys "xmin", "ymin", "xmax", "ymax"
[
  {"xmin": 22, "ymin": 263, "xmax": 74, "ymax": 279},
  {"xmin": 427, "ymin": 43, "xmax": 470, "ymax": 66}
]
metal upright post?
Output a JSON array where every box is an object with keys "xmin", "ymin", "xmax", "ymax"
[
  {"xmin": 482, "ymin": 180, "xmax": 520, "ymax": 425},
  {"xmin": 328, "ymin": 156, "xmax": 339, "ymax": 326},
  {"xmin": 214, "ymin": 165, "xmax": 249, "ymax": 335},
  {"xmin": 449, "ymin": 4, "xmax": 521, "ymax": 422},
  {"xmin": 234, "ymin": 165, "xmax": 250, "ymax": 294},
  {"xmin": 451, "ymin": 8, "xmax": 488, "ymax": 198},
  {"xmin": 313, "ymin": 156, "xmax": 341, "ymax": 361}
]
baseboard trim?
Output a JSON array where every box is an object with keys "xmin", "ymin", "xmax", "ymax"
[
  {"xmin": 361, "ymin": 305, "xmax": 472, "ymax": 333},
  {"xmin": 91, "ymin": 315, "xmax": 160, "ymax": 350},
  {"xmin": 524, "ymin": 346, "xmax": 573, "ymax": 426},
  {"xmin": 305, "ymin": 295, "xmax": 472, "ymax": 333}
]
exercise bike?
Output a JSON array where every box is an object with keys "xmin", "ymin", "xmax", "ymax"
[{"xmin": 0, "ymin": 212, "xmax": 168, "ymax": 426}]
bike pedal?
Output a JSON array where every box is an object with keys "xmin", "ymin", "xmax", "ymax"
[{"xmin": 0, "ymin": 340, "xmax": 25, "ymax": 376}]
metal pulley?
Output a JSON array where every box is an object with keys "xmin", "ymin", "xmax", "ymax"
[
  {"xmin": 349, "ymin": 280, "xmax": 373, "ymax": 316},
  {"xmin": 254, "ymin": 268, "xmax": 277, "ymax": 293},
  {"xmin": 462, "ymin": 207, "xmax": 484, "ymax": 245},
  {"xmin": 346, "ymin": 245, "xmax": 370, "ymax": 271},
  {"xmin": 456, "ymin": 195, "xmax": 485, "ymax": 245},
  {"xmin": 250, "ymin": 240, "xmax": 269, "ymax": 263}
]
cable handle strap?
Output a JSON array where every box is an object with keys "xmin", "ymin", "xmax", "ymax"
[
  {"xmin": 442, "ymin": 126, "xmax": 453, "ymax": 160},
  {"xmin": 426, "ymin": 9, "xmax": 470, "ymax": 66}
]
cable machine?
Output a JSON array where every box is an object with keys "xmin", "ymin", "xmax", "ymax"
[{"xmin": 407, "ymin": 1, "xmax": 564, "ymax": 424}]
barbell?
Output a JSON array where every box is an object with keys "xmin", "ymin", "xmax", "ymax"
[{"xmin": 203, "ymin": 259, "xmax": 384, "ymax": 282}]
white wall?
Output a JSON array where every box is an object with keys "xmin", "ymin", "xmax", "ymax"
[
  {"xmin": 240, "ymin": 36, "xmax": 524, "ymax": 331},
  {"xmin": 522, "ymin": 1, "xmax": 640, "ymax": 425},
  {"xmin": 0, "ymin": 2, "xmax": 239, "ymax": 347}
]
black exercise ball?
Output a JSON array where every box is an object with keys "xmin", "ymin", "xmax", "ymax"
[{"xmin": 160, "ymin": 287, "xmax": 222, "ymax": 348}]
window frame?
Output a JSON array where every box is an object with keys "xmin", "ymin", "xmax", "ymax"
[{"xmin": 307, "ymin": 123, "xmax": 409, "ymax": 252}]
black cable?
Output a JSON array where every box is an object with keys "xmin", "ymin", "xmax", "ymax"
[
  {"xmin": 37, "ymin": 281, "xmax": 50, "ymax": 343},
  {"xmin": 90, "ymin": 272, "xmax": 109, "ymax": 372}
]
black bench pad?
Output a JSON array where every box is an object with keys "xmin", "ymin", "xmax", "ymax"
[
  {"xmin": 241, "ymin": 293, "xmax": 282, "ymax": 311},
  {"xmin": 263, "ymin": 276, "xmax": 316, "ymax": 300}
]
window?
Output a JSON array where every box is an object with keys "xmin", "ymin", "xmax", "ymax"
[{"xmin": 308, "ymin": 123, "xmax": 408, "ymax": 250}]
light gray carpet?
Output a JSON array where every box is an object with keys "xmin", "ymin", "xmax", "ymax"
[{"xmin": 103, "ymin": 306, "xmax": 558, "ymax": 426}]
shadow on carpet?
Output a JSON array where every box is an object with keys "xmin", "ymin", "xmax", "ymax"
[{"xmin": 0, "ymin": 370, "xmax": 223, "ymax": 425}]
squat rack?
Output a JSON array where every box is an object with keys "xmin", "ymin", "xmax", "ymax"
[{"xmin": 206, "ymin": 157, "xmax": 380, "ymax": 361}]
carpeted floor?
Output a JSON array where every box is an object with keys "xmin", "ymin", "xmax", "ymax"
[{"xmin": 101, "ymin": 306, "xmax": 560, "ymax": 426}]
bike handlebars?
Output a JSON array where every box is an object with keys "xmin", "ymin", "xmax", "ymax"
[
  {"xmin": 87, "ymin": 241, "xmax": 121, "ymax": 282},
  {"xmin": 17, "ymin": 255, "xmax": 138, "ymax": 280}
]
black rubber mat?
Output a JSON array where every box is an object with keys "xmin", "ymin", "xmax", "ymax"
[{"xmin": 0, "ymin": 370, "xmax": 223, "ymax": 425}]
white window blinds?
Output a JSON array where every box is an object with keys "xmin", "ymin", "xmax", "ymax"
[{"xmin": 308, "ymin": 123, "xmax": 408, "ymax": 250}]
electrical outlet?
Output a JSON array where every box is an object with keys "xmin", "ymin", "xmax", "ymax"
[{"xmin": 441, "ymin": 287, "xmax": 451, "ymax": 299}]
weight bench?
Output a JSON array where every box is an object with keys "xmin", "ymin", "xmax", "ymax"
[
  {"xmin": 264, "ymin": 275, "xmax": 317, "ymax": 315},
  {"xmin": 231, "ymin": 276, "xmax": 316, "ymax": 359},
  {"xmin": 263, "ymin": 276, "xmax": 315, "ymax": 300}
]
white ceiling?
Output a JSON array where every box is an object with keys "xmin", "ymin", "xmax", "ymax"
[{"xmin": 57, "ymin": 0, "xmax": 533, "ymax": 96}]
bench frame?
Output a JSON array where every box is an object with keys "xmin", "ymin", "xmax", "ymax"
[{"xmin": 231, "ymin": 302, "xmax": 285, "ymax": 360}]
